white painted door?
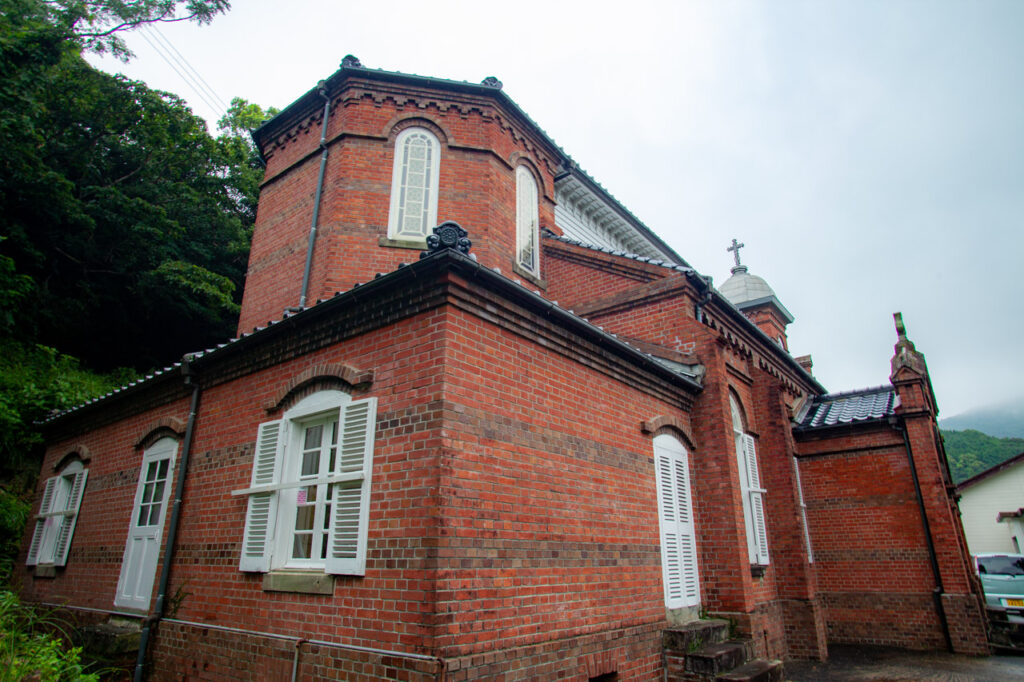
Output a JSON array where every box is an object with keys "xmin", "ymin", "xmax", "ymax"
[{"xmin": 114, "ymin": 437, "xmax": 177, "ymax": 610}]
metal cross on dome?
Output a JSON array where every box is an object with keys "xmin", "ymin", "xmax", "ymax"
[{"xmin": 727, "ymin": 238, "xmax": 745, "ymax": 267}]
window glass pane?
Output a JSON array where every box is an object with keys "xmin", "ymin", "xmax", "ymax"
[
  {"xmin": 150, "ymin": 480, "xmax": 165, "ymax": 505},
  {"xmin": 303, "ymin": 424, "xmax": 323, "ymax": 451},
  {"xmin": 294, "ymin": 503, "xmax": 315, "ymax": 531},
  {"xmin": 138, "ymin": 503, "xmax": 149, "ymax": 526},
  {"xmin": 301, "ymin": 450, "xmax": 319, "ymax": 477},
  {"xmin": 292, "ymin": 534, "xmax": 312, "ymax": 559},
  {"xmin": 157, "ymin": 458, "xmax": 169, "ymax": 480}
]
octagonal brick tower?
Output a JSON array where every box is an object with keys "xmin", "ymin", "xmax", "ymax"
[{"xmin": 236, "ymin": 58, "xmax": 566, "ymax": 335}]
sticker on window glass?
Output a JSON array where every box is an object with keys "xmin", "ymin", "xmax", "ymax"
[{"xmin": 297, "ymin": 489, "xmax": 307, "ymax": 505}]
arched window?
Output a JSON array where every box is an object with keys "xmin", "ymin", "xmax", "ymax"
[
  {"xmin": 27, "ymin": 459, "xmax": 88, "ymax": 568},
  {"xmin": 516, "ymin": 165, "xmax": 539, "ymax": 273},
  {"xmin": 731, "ymin": 394, "xmax": 769, "ymax": 566},
  {"xmin": 652, "ymin": 433, "xmax": 700, "ymax": 608},
  {"xmin": 387, "ymin": 127, "xmax": 441, "ymax": 241},
  {"xmin": 238, "ymin": 390, "xmax": 378, "ymax": 575}
]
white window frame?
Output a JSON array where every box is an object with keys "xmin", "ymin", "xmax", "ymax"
[
  {"xmin": 234, "ymin": 390, "xmax": 377, "ymax": 576},
  {"xmin": 653, "ymin": 434, "xmax": 700, "ymax": 609},
  {"xmin": 515, "ymin": 165, "xmax": 540, "ymax": 273},
  {"xmin": 731, "ymin": 395, "xmax": 769, "ymax": 566},
  {"xmin": 27, "ymin": 460, "xmax": 88, "ymax": 567},
  {"xmin": 386, "ymin": 127, "xmax": 441, "ymax": 242}
]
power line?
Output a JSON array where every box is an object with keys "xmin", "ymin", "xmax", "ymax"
[
  {"xmin": 135, "ymin": 24, "xmax": 227, "ymax": 123},
  {"xmin": 146, "ymin": 25, "xmax": 229, "ymax": 112}
]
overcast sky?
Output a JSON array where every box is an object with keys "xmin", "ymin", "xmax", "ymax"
[{"xmin": 87, "ymin": 0, "xmax": 1024, "ymax": 418}]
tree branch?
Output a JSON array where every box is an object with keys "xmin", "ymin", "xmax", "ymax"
[{"xmin": 74, "ymin": 11, "xmax": 202, "ymax": 40}]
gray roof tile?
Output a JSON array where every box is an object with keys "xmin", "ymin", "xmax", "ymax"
[{"xmin": 795, "ymin": 386, "xmax": 896, "ymax": 430}]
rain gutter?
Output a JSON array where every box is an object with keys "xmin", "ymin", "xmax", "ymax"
[
  {"xmin": 895, "ymin": 417, "xmax": 953, "ymax": 652},
  {"xmin": 298, "ymin": 81, "xmax": 332, "ymax": 309}
]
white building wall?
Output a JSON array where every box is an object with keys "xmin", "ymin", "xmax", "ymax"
[{"xmin": 958, "ymin": 460, "xmax": 1024, "ymax": 555}]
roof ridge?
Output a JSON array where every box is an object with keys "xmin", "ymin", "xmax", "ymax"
[{"xmin": 814, "ymin": 384, "xmax": 894, "ymax": 401}]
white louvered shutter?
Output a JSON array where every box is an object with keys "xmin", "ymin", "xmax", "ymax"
[
  {"xmin": 743, "ymin": 434, "xmax": 770, "ymax": 565},
  {"xmin": 240, "ymin": 420, "xmax": 283, "ymax": 572},
  {"xmin": 653, "ymin": 436, "xmax": 700, "ymax": 609},
  {"xmin": 53, "ymin": 469, "xmax": 87, "ymax": 566},
  {"xmin": 793, "ymin": 457, "xmax": 813, "ymax": 563},
  {"xmin": 326, "ymin": 398, "xmax": 376, "ymax": 576},
  {"xmin": 27, "ymin": 477, "xmax": 58, "ymax": 566}
]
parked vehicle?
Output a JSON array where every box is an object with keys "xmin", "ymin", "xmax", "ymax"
[{"xmin": 975, "ymin": 553, "xmax": 1024, "ymax": 623}]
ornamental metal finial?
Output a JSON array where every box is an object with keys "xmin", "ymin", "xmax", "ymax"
[{"xmin": 420, "ymin": 221, "xmax": 472, "ymax": 259}]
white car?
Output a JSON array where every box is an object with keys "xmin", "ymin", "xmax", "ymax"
[{"xmin": 975, "ymin": 553, "xmax": 1024, "ymax": 624}]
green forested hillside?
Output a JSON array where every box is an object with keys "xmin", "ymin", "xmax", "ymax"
[
  {"xmin": 0, "ymin": 0, "xmax": 276, "ymax": 586},
  {"xmin": 942, "ymin": 429, "xmax": 1024, "ymax": 484}
]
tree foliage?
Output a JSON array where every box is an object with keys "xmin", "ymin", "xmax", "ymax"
[
  {"xmin": 35, "ymin": 0, "xmax": 230, "ymax": 59},
  {"xmin": 1, "ymin": 7, "xmax": 275, "ymax": 370},
  {"xmin": 0, "ymin": 0, "xmax": 274, "ymax": 527},
  {"xmin": 942, "ymin": 429, "xmax": 1024, "ymax": 484}
]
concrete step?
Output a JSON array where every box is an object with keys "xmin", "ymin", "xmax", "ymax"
[
  {"xmin": 663, "ymin": 618, "xmax": 731, "ymax": 653},
  {"xmin": 715, "ymin": 659, "xmax": 783, "ymax": 682},
  {"xmin": 686, "ymin": 641, "xmax": 753, "ymax": 677}
]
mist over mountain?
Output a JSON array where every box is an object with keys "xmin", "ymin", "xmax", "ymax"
[{"xmin": 939, "ymin": 398, "xmax": 1024, "ymax": 439}]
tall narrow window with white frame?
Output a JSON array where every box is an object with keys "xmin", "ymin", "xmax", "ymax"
[
  {"xmin": 731, "ymin": 394, "xmax": 769, "ymax": 566},
  {"xmin": 516, "ymin": 165, "xmax": 539, "ymax": 274},
  {"xmin": 387, "ymin": 127, "xmax": 441, "ymax": 242}
]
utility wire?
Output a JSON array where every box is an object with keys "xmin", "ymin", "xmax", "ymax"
[
  {"xmin": 135, "ymin": 25, "xmax": 227, "ymax": 124},
  {"xmin": 145, "ymin": 24, "xmax": 229, "ymax": 112}
]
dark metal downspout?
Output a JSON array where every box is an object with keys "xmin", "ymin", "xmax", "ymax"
[
  {"xmin": 297, "ymin": 81, "xmax": 332, "ymax": 309},
  {"xmin": 896, "ymin": 417, "xmax": 954, "ymax": 652},
  {"xmin": 133, "ymin": 360, "xmax": 202, "ymax": 681}
]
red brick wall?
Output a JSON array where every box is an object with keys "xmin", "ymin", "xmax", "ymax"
[{"xmin": 795, "ymin": 424, "xmax": 950, "ymax": 650}]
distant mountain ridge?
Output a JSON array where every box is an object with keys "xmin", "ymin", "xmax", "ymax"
[
  {"xmin": 942, "ymin": 429, "xmax": 1024, "ymax": 484},
  {"xmin": 939, "ymin": 399, "xmax": 1024, "ymax": 439}
]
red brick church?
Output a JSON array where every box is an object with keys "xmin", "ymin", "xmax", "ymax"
[{"xmin": 19, "ymin": 57, "xmax": 988, "ymax": 680}]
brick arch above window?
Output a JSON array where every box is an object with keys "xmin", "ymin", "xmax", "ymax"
[
  {"xmin": 383, "ymin": 115, "xmax": 451, "ymax": 146},
  {"xmin": 641, "ymin": 416, "xmax": 697, "ymax": 452},
  {"xmin": 508, "ymin": 153, "xmax": 550, "ymax": 197},
  {"xmin": 53, "ymin": 445, "xmax": 92, "ymax": 472},
  {"xmin": 264, "ymin": 363, "xmax": 374, "ymax": 414},
  {"xmin": 135, "ymin": 417, "xmax": 186, "ymax": 450},
  {"xmin": 728, "ymin": 389, "xmax": 751, "ymax": 433}
]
